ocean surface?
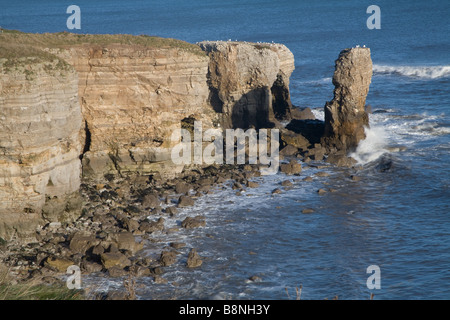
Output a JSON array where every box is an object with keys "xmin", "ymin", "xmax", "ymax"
[{"xmin": 1, "ymin": 0, "xmax": 449, "ymax": 299}]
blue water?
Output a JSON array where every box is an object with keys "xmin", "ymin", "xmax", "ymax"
[{"xmin": 1, "ymin": 0, "xmax": 449, "ymax": 299}]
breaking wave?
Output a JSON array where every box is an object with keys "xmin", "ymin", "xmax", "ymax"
[
  {"xmin": 373, "ymin": 64, "xmax": 450, "ymax": 79},
  {"xmin": 349, "ymin": 125, "xmax": 389, "ymax": 165}
]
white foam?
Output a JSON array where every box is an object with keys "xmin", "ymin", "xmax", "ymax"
[
  {"xmin": 294, "ymin": 77, "xmax": 332, "ymax": 86},
  {"xmin": 373, "ymin": 64, "xmax": 450, "ymax": 79},
  {"xmin": 309, "ymin": 77, "xmax": 332, "ymax": 84},
  {"xmin": 350, "ymin": 125, "xmax": 389, "ymax": 165},
  {"xmin": 311, "ymin": 108, "xmax": 325, "ymax": 121}
]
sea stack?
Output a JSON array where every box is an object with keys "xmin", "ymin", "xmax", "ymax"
[
  {"xmin": 197, "ymin": 41, "xmax": 295, "ymax": 129},
  {"xmin": 322, "ymin": 47, "xmax": 373, "ymax": 153}
]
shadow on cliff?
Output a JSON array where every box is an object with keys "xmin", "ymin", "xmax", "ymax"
[
  {"xmin": 285, "ymin": 119, "xmax": 324, "ymax": 145},
  {"xmin": 231, "ymin": 88, "xmax": 275, "ymax": 130}
]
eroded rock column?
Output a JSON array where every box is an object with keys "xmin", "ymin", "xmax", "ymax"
[
  {"xmin": 198, "ymin": 41, "xmax": 295, "ymax": 129},
  {"xmin": 322, "ymin": 47, "xmax": 373, "ymax": 153}
]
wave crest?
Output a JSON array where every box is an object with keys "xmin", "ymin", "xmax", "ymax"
[{"xmin": 373, "ymin": 64, "xmax": 450, "ymax": 79}]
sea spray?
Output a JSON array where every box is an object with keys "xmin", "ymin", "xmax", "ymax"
[{"xmin": 349, "ymin": 125, "xmax": 389, "ymax": 165}]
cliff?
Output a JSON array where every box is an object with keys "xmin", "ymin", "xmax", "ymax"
[
  {"xmin": 0, "ymin": 32, "xmax": 296, "ymax": 241},
  {"xmin": 0, "ymin": 31, "xmax": 372, "ymax": 241},
  {"xmin": 57, "ymin": 44, "xmax": 215, "ymax": 180},
  {"xmin": 0, "ymin": 51, "xmax": 82, "ymax": 240}
]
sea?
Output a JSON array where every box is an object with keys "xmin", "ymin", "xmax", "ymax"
[{"xmin": 1, "ymin": 0, "xmax": 449, "ymax": 300}]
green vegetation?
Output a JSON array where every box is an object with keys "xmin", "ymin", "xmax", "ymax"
[
  {"xmin": 0, "ymin": 29, "xmax": 205, "ymax": 75},
  {"xmin": 0, "ymin": 266, "xmax": 84, "ymax": 300},
  {"xmin": 0, "ymin": 282, "xmax": 84, "ymax": 300},
  {"xmin": 0, "ymin": 29, "xmax": 205, "ymax": 60},
  {"xmin": 0, "ymin": 43, "xmax": 71, "ymax": 75}
]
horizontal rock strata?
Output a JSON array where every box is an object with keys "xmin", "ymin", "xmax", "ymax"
[
  {"xmin": 58, "ymin": 44, "xmax": 217, "ymax": 179},
  {"xmin": 0, "ymin": 31, "xmax": 372, "ymax": 242},
  {"xmin": 0, "ymin": 57, "xmax": 82, "ymax": 241}
]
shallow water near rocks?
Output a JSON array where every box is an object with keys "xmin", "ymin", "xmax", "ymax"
[{"xmin": 3, "ymin": 0, "xmax": 449, "ymax": 299}]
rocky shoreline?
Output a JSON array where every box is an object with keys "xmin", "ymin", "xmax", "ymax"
[
  {"xmin": 0, "ymin": 162, "xmax": 288, "ymax": 299},
  {"xmin": 1, "ymin": 154, "xmax": 361, "ymax": 299},
  {"xmin": 1, "ymin": 31, "xmax": 374, "ymax": 299}
]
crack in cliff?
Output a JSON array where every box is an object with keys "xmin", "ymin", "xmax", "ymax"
[
  {"xmin": 79, "ymin": 120, "xmax": 91, "ymax": 160},
  {"xmin": 79, "ymin": 52, "xmax": 94, "ymax": 161},
  {"xmin": 128, "ymin": 149, "xmax": 137, "ymax": 164},
  {"xmin": 108, "ymin": 152, "xmax": 123, "ymax": 178}
]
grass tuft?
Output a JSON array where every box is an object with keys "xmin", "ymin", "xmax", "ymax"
[{"xmin": 0, "ymin": 266, "xmax": 84, "ymax": 300}]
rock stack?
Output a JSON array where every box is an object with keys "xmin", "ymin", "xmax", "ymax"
[
  {"xmin": 322, "ymin": 47, "xmax": 373, "ymax": 153},
  {"xmin": 197, "ymin": 41, "xmax": 295, "ymax": 129}
]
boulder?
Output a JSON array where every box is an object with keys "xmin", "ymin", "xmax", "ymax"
[
  {"xmin": 159, "ymin": 250, "xmax": 178, "ymax": 267},
  {"xmin": 120, "ymin": 217, "xmax": 140, "ymax": 232},
  {"xmin": 100, "ymin": 252, "xmax": 131, "ymax": 269},
  {"xmin": 305, "ymin": 145, "xmax": 327, "ymax": 161},
  {"xmin": 272, "ymin": 188, "xmax": 282, "ymax": 194},
  {"xmin": 186, "ymin": 249, "xmax": 203, "ymax": 268},
  {"xmin": 281, "ymin": 180, "xmax": 293, "ymax": 187},
  {"xmin": 326, "ymin": 153, "xmax": 357, "ymax": 167},
  {"xmin": 107, "ymin": 266, "xmax": 128, "ymax": 277},
  {"xmin": 280, "ymin": 129, "xmax": 310, "ymax": 151},
  {"xmin": 139, "ymin": 217, "xmax": 165, "ymax": 233},
  {"xmin": 109, "ymin": 232, "xmax": 143, "ymax": 255},
  {"xmin": 177, "ymin": 195, "xmax": 195, "ymax": 207},
  {"xmin": 45, "ymin": 257, "xmax": 73, "ymax": 272},
  {"xmin": 165, "ymin": 206, "xmax": 178, "ymax": 216},
  {"xmin": 81, "ymin": 260, "xmax": 103, "ymax": 273},
  {"xmin": 290, "ymin": 107, "xmax": 316, "ymax": 120},
  {"xmin": 246, "ymin": 181, "xmax": 259, "ymax": 188},
  {"xmin": 279, "ymin": 144, "xmax": 299, "ymax": 157},
  {"xmin": 315, "ymin": 172, "xmax": 330, "ymax": 177},
  {"xmin": 175, "ymin": 181, "xmax": 190, "ymax": 194},
  {"xmin": 280, "ymin": 159, "xmax": 302, "ymax": 175},
  {"xmin": 170, "ymin": 242, "xmax": 186, "ymax": 249},
  {"xmin": 69, "ymin": 233, "xmax": 99, "ymax": 255},
  {"xmin": 91, "ymin": 244, "xmax": 105, "ymax": 256},
  {"xmin": 142, "ymin": 194, "xmax": 160, "ymax": 209},
  {"xmin": 181, "ymin": 216, "xmax": 206, "ymax": 229}
]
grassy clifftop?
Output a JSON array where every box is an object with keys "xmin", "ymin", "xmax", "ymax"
[{"xmin": 0, "ymin": 29, "xmax": 205, "ymax": 67}]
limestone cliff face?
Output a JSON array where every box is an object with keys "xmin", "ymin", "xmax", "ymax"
[
  {"xmin": 322, "ymin": 47, "xmax": 373, "ymax": 152},
  {"xmin": 0, "ymin": 33, "xmax": 296, "ymax": 241},
  {"xmin": 197, "ymin": 41, "xmax": 295, "ymax": 129},
  {"xmin": 55, "ymin": 45, "xmax": 216, "ymax": 179},
  {"xmin": 0, "ymin": 59, "xmax": 82, "ymax": 240}
]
